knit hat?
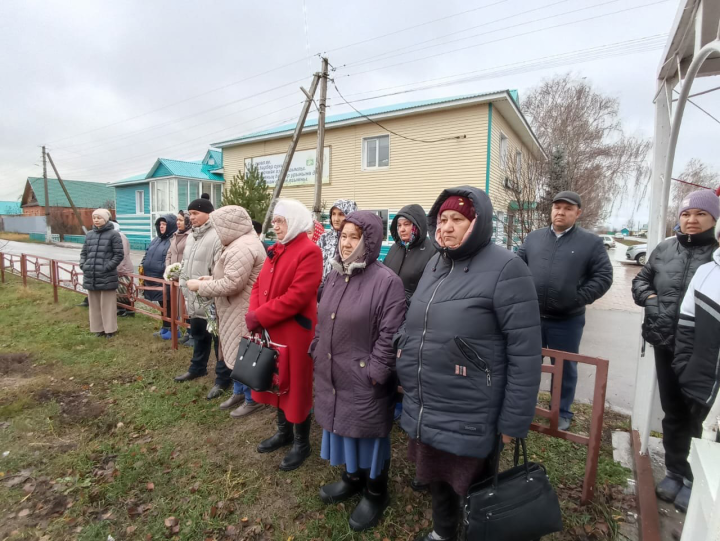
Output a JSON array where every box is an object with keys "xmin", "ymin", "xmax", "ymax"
[
  {"xmin": 92, "ymin": 208, "xmax": 111, "ymax": 224},
  {"xmin": 188, "ymin": 193, "xmax": 214, "ymax": 214},
  {"xmin": 678, "ymin": 189, "xmax": 720, "ymax": 221},
  {"xmin": 438, "ymin": 195, "xmax": 476, "ymax": 222}
]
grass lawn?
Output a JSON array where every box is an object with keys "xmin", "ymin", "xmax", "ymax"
[
  {"xmin": 0, "ymin": 233, "xmax": 44, "ymax": 244},
  {"xmin": 614, "ymin": 239, "xmax": 645, "ymax": 247},
  {"xmin": 0, "ymin": 275, "xmax": 636, "ymax": 540}
]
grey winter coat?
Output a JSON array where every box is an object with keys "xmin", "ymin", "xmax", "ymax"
[
  {"xmin": 142, "ymin": 215, "xmax": 178, "ymax": 302},
  {"xmin": 383, "ymin": 204, "xmax": 437, "ymax": 305},
  {"xmin": 517, "ymin": 225, "xmax": 613, "ymax": 319},
  {"xmin": 180, "ymin": 220, "xmax": 223, "ymax": 319},
  {"xmin": 80, "ymin": 221, "xmax": 125, "ymax": 291},
  {"xmin": 395, "ymin": 186, "xmax": 542, "ymax": 460},
  {"xmin": 317, "ymin": 199, "xmax": 358, "ymax": 280},
  {"xmin": 311, "ymin": 211, "xmax": 406, "ymax": 439},
  {"xmin": 632, "ymin": 228, "xmax": 717, "ymax": 348}
]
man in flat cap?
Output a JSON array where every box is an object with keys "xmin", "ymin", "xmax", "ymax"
[{"xmin": 518, "ymin": 191, "xmax": 613, "ymax": 431}]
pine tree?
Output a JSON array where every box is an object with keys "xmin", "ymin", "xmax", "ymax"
[{"xmin": 221, "ymin": 164, "xmax": 272, "ymax": 222}]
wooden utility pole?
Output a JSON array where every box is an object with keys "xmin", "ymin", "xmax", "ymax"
[
  {"xmin": 42, "ymin": 146, "xmax": 52, "ymax": 242},
  {"xmin": 260, "ymin": 72, "xmax": 321, "ymax": 239},
  {"xmin": 312, "ymin": 57, "xmax": 329, "ymax": 222},
  {"xmin": 47, "ymin": 152, "xmax": 88, "ymax": 234}
]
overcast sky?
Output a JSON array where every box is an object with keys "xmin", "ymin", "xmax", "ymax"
[{"xmin": 1, "ymin": 0, "xmax": 718, "ymax": 227}]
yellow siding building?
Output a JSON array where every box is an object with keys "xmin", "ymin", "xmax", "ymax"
[{"xmin": 214, "ymin": 90, "xmax": 544, "ymax": 244}]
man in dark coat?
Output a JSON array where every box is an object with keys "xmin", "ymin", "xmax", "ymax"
[
  {"xmin": 518, "ymin": 191, "xmax": 613, "ymax": 431},
  {"xmin": 384, "ymin": 204, "xmax": 437, "ymax": 306}
]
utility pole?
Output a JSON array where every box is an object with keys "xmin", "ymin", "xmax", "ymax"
[
  {"xmin": 42, "ymin": 146, "xmax": 52, "ymax": 243},
  {"xmin": 260, "ymin": 72, "xmax": 321, "ymax": 239},
  {"xmin": 312, "ymin": 57, "xmax": 329, "ymax": 222},
  {"xmin": 47, "ymin": 152, "xmax": 88, "ymax": 234}
]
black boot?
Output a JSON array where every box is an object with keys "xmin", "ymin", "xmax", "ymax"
[
  {"xmin": 280, "ymin": 415, "xmax": 312, "ymax": 471},
  {"xmin": 320, "ymin": 470, "xmax": 365, "ymax": 504},
  {"xmin": 349, "ymin": 460, "xmax": 390, "ymax": 531},
  {"xmin": 257, "ymin": 409, "xmax": 294, "ymax": 454}
]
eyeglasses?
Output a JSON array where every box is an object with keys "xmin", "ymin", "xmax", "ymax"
[{"xmin": 271, "ymin": 217, "xmax": 286, "ymax": 226}]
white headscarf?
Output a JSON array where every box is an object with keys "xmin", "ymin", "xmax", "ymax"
[{"xmin": 273, "ymin": 199, "xmax": 312, "ymax": 245}]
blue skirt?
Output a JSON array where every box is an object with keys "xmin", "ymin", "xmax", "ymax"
[{"xmin": 320, "ymin": 430, "xmax": 391, "ymax": 479}]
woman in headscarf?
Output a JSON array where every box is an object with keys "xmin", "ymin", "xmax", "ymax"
[
  {"xmin": 317, "ymin": 199, "xmax": 357, "ymax": 280},
  {"xmin": 185, "ymin": 205, "xmax": 267, "ymax": 418},
  {"xmin": 141, "ymin": 214, "xmax": 178, "ymax": 339},
  {"xmin": 308, "ymin": 220, "xmax": 325, "ymax": 244},
  {"xmin": 80, "ymin": 209, "xmax": 124, "ymax": 338},
  {"xmin": 311, "ymin": 210, "xmax": 406, "ymax": 531},
  {"xmin": 395, "ymin": 187, "xmax": 542, "ymax": 541},
  {"xmin": 245, "ymin": 199, "xmax": 323, "ymax": 471}
]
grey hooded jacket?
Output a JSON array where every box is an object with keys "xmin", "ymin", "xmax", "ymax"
[{"xmin": 395, "ymin": 186, "xmax": 542, "ymax": 459}]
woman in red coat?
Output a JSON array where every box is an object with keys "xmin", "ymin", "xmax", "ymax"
[{"xmin": 245, "ymin": 199, "xmax": 323, "ymax": 471}]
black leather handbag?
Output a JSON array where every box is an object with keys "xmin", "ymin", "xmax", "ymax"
[
  {"xmin": 231, "ymin": 331, "xmax": 278, "ymax": 393},
  {"xmin": 464, "ymin": 437, "xmax": 563, "ymax": 540}
]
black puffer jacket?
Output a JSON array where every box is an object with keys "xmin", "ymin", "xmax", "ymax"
[
  {"xmin": 518, "ymin": 225, "xmax": 613, "ymax": 319},
  {"xmin": 142, "ymin": 214, "xmax": 178, "ymax": 302},
  {"xmin": 395, "ymin": 186, "xmax": 542, "ymax": 460},
  {"xmin": 632, "ymin": 228, "xmax": 718, "ymax": 348},
  {"xmin": 383, "ymin": 204, "xmax": 437, "ymax": 305},
  {"xmin": 80, "ymin": 221, "xmax": 124, "ymax": 291}
]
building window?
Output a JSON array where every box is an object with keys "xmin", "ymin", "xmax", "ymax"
[
  {"xmin": 499, "ymin": 132, "xmax": 508, "ymax": 170},
  {"xmin": 363, "ymin": 135, "xmax": 389, "ymax": 170},
  {"xmin": 515, "ymin": 150, "xmax": 522, "ymax": 177},
  {"xmin": 135, "ymin": 190, "xmax": 144, "ymax": 214}
]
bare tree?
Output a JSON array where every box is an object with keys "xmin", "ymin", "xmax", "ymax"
[
  {"xmin": 522, "ymin": 74, "xmax": 651, "ymax": 228},
  {"xmin": 502, "ymin": 152, "xmax": 547, "ymax": 247},
  {"xmin": 666, "ymin": 158, "xmax": 719, "ymax": 234}
]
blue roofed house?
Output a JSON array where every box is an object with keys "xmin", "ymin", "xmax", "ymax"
[{"xmin": 110, "ymin": 150, "xmax": 224, "ymax": 249}]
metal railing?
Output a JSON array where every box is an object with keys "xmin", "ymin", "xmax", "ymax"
[
  {"xmin": 0, "ymin": 251, "xmax": 188, "ymax": 349},
  {"xmin": 532, "ymin": 349, "xmax": 609, "ymax": 505}
]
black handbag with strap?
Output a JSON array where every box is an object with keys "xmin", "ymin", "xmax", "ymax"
[
  {"xmin": 464, "ymin": 437, "xmax": 563, "ymax": 540},
  {"xmin": 231, "ymin": 331, "xmax": 278, "ymax": 392}
]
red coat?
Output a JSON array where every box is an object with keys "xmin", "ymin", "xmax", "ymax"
[{"xmin": 250, "ymin": 234, "xmax": 323, "ymax": 423}]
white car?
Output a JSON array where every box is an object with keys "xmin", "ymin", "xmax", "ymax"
[
  {"xmin": 614, "ymin": 233, "xmax": 624, "ymax": 239},
  {"xmin": 600, "ymin": 235, "xmax": 616, "ymax": 250}
]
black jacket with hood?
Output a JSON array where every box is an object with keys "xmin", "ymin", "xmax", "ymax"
[
  {"xmin": 632, "ymin": 227, "xmax": 718, "ymax": 348},
  {"xmin": 142, "ymin": 214, "xmax": 178, "ymax": 302},
  {"xmin": 395, "ymin": 186, "xmax": 542, "ymax": 460},
  {"xmin": 383, "ymin": 204, "xmax": 437, "ymax": 305},
  {"xmin": 517, "ymin": 225, "xmax": 613, "ymax": 320},
  {"xmin": 80, "ymin": 221, "xmax": 124, "ymax": 291}
]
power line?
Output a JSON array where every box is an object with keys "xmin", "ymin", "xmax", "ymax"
[
  {"xmin": 46, "ymin": 59, "xmax": 310, "ymax": 145},
  {"xmin": 331, "ymin": 80, "xmax": 465, "ymax": 144},
  {"xmin": 324, "ymin": 0, "xmax": 508, "ymax": 55},
  {"xmin": 342, "ymin": 0, "xmax": 671, "ymax": 79},
  {"xmin": 341, "ymin": 0, "xmax": 599, "ymax": 69},
  {"xmin": 53, "ymin": 78, "xmax": 308, "ymax": 153}
]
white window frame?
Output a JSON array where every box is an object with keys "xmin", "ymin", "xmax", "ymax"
[
  {"xmin": 135, "ymin": 190, "xmax": 144, "ymax": 214},
  {"xmin": 499, "ymin": 132, "xmax": 509, "ymax": 170},
  {"xmin": 362, "ymin": 135, "xmax": 390, "ymax": 171},
  {"xmin": 515, "ymin": 149, "xmax": 522, "ymax": 176}
]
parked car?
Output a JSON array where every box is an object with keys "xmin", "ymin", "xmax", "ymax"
[
  {"xmin": 614, "ymin": 232, "xmax": 624, "ymax": 239},
  {"xmin": 626, "ymin": 237, "xmax": 674, "ymax": 266},
  {"xmin": 600, "ymin": 235, "xmax": 616, "ymax": 249}
]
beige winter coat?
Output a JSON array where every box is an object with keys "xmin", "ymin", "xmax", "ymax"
[
  {"xmin": 196, "ymin": 206, "xmax": 266, "ymax": 369},
  {"xmin": 180, "ymin": 221, "xmax": 222, "ymax": 319}
]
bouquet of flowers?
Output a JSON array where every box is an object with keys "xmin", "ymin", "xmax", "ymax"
[
  {"xmin": 178, "ymin": 266, "xmax": 218, "ymax": 337},
  {"xmin": 164, "ymin": 262, "xmax": 183, "ymax": 281}
]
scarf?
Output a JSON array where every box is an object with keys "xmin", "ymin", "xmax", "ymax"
[
  {"xmin": 274, "ymin": 199, "xmax": 313, "ymax": 245},
  {"xmin": 311, "ymin": 220, "xmax": 325, "ymax": 243},
  {"xmin": 400, "ymin": 224, "xmax": 419, "ymax": 249},
  {"xmin": 341, "ymin": 235, "xmax": 366, "ymax": 274}
]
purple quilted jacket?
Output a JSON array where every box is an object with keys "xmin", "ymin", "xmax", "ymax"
[{"xmin": 311, "ymin": 211, "xmax": 406, "ymax": 439}]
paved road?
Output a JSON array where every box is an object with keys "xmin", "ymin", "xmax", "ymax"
[{"xmin": 3, "ymin": 239, "xmax": 649, "ymax": 416}]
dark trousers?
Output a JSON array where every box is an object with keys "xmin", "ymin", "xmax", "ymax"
[
  {"xmin": 187, "ymin": 317, "xmax": 231, "ymax": 387},
  {"xmin": 654, "ymin": 345, "xmax": 707, "ymax": 481},
  {"xmin": 158, "ymin": 298, "xmax": 171, "ymax": 328},
  {"xmin": 429, "ymin": 481, "xmax": 463, "ymax": 539},
  {"xmin": 541, "ymin": 313, "xmax": 585, "ymax": 420}
]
